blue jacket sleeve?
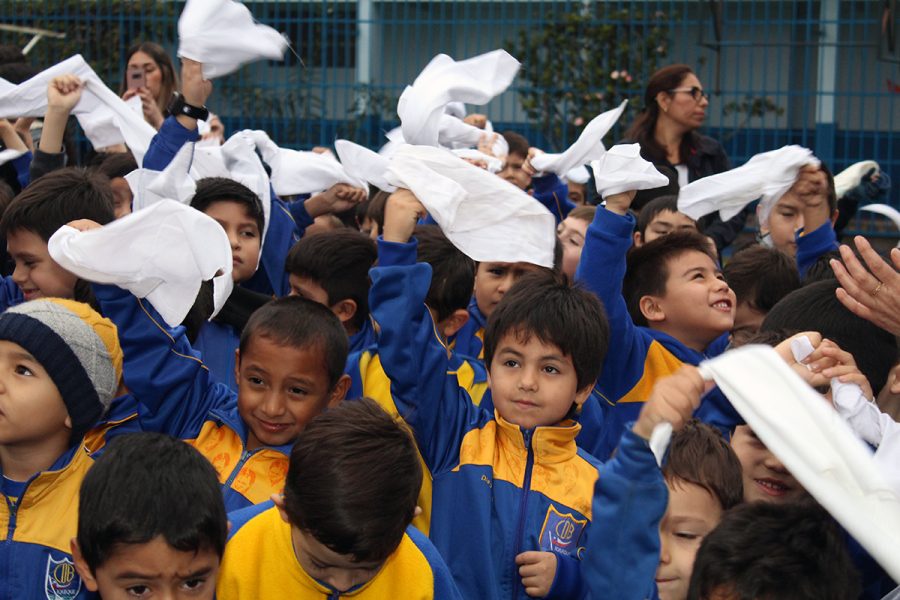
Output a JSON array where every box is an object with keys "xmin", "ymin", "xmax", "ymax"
[
  {"xmin": 796, "ymin": 220, "xmax": 839, "ymax": 278},
  {"xmin": 532, "ymin": 174, "xmax": 574, "ymax": 224},
  {"xmin": 0, "ymin": 276, "xmax": 23, "ymax": 312},
  {"xmin": 286, "ymin": 197, "xmax": 315, "ymax": 234},
  {"xmin": 242, "ymin": 197, "xmax": 300, "ymax": 297},
  {"xmin": 575, "ymin": 208, "xmax": 654, "ymax": 404},
  {"xmin": 546, "ymin": 553, "xmax": 588, "ymax": 599},
  {"xmin": 370, "ymin": 237, "xmax": 488, "ymax": 474},
  {"xmin": 141, "ymin": 116, "xmax": 199, "ymax": 170},
  {"xmin": 11, "ymin": 150, "xmax": 31, "ymax": 189},
  {"xmin": 93, "ymin": 283, "xmax": 235, "ymax": 439},
  {"xmin": 582, "ymin": 429, "xmax": 667, "ymax": 600}
]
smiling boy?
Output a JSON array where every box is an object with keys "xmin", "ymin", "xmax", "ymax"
[{"xmin": 368, "ymin": 189, "xmax": 609, "ymax": 599}]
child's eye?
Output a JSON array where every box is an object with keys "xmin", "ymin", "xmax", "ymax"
[
  {"xmin": 248, "ymin": 376, "xmax": 264, "ymax": 386},
  {"xmin": 126, "ymin": 585, "xmax": 150, "ymax": 597},
  {"xmin": 503, "ymin": 359, "xmax": 519, "ymax": 368},
  {"xmin": 288, "ymin": 386, "xmax": 307, "ymax": 396},
  {"xmin": 15, "ymin": 365, "xmax": 34, "ymax": 377},
  {"xmin": 489, "ymin": 268, "xmax": 505, "ymax": 277},
  {"xmin": 542, "ymin": 365, "xmax": 560, "ymax": 374},
  {"xmin": 675, "ymin": 532, "xmax": 700, "ymax": 541},
  {"xmin": 181, "ymin": 577, "xmax": 207, "ymax": 590},
  {"xmin": 240, "ymin": 229, "xmax": 258, "ymax": 239}
]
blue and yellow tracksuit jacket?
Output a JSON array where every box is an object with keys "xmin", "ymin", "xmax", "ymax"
[
  {"xmin": 531, "ymin": 173, "xmax": 574, "ymax": 225},
  {"xmin": 348, "ymin": 317, "xmax": 378, "ymax": 355},
  {"xmin": 344, "ymin": 339, "xmax": 488, "ymax": 535},
  {"xmin": 574, "ymin": 208, "xmax": 730, "ymax": 460},
  {"xmin": 370, "ymin": 237, "xmax": 600, "ymax": 600},
  {"xmin": 93, "ymin": 283, "xmax": 291, "ymax": 511},
  {"xmin": 451, "ymin": 296, "xmax": 486, "ymax": 363},
  {"xmin": 217, "ymin": 501, "xmax": 463, "ymax": 599},
  {"xmin": 0, "ymin": 277, "xmax": 22, "ymax": 313},
  {"xmin": 0, "ymin": 444, "xmax": 98, "ymax": 600}
]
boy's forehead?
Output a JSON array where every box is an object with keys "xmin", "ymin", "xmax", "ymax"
[
  {"xmin": 650, "ymin": 209, "xmax": 695, "ymax": 226},
  {"xmin": 665, "ymin": 477, "xmax": 723, "ymax": 519},
  {"xmin": 666, "ymin": 249, "xmax": 718, "ymax": 273},
  {"xmin": 496, "ymin": 328, "xmax": 570, "ymax": 359}
]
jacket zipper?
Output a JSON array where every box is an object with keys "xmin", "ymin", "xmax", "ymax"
[
  {"xmin": 223, "ymin": 450, "xmax": 253, "ymax": 488},
  {"xmin": 511, "ymin": 429, "xmax": 535, "ymax": 599},
  {"xmin": 4, "ymin": 496, "xmax": 18, "ymax": 600}
]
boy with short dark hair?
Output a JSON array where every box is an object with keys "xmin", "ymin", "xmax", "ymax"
[
  {"xmin": 686, "ymin": 502, "xmax": 860, "ymax": 600},
  {"xmin": 368, "ymin": 189, "xmax": 609, "ymax": 598},
  {"xmin": 285, "ymin": 227, "xmax": 378, "ymax": 353},
  {"xmin": 93, "ymin": 152, "xmax": 138, "ymax": 219},
  {"xmin": 723, "ymin": 245, "xmax": 800, "ymax": 346},
  {"xmin": 0, "ymin": 168, "xmax": 114, "ymax": 310},
  {"xmin": 634, "ymin": 195, "xmax": 698, "ymax": 247},
  {"xmin": 217, "ymin": 398, "xmax": 462, "ymax": 599},
  {"xmin": 94, "ymin": 276, "xmax": 351, "ymax": 511},
  {"xmin": 576, "ymin": 189, "xmax": 735, "ymax": 459},
  {"xmin": 72, "ymin": 432, "xmax": 227, "ymax": 599},
  {"xmin": 0, "ymin": 298, "xmax": 123, "ymax": 600}
]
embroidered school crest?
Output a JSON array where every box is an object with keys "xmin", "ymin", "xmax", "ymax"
[
  {"xmin": 538, "ymin": 505, "xmax": 587, "ymax": 557},
  {"xmin": 44, "ymin": 555, "xmax": 82, "ymax": 599}
]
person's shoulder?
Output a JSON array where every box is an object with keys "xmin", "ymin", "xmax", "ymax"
[
  {"xmin": 226, "ymin": 499, "xmax": 276, "ymax": 540},
  {"xmin": 693, "ymin": 133, "xmax": 726, "ymax": 156}
]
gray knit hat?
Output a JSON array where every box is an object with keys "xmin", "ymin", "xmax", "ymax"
[{"xmin": 0, "ymin": 298, "xmax": 123, "ymax": 442}]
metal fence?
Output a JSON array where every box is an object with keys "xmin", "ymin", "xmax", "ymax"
[{"xmin": 1, "ymin": 0, "xmax": 898, "ymax": 213}]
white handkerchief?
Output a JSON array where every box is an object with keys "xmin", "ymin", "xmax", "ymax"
[
  {"xmin": 245, "ymin": 130, "xmax": 367, "ymax": 196},
  {"xmin": 334, "ymin": 139, "xmax": 396, "ymax": 192},
  {"xmin": 861, "ymin": 205, "xmax": 900, "ymax": 248},
  {"xmin": 451, "ymin": 148, "xmax": 503, "ymax": 173},
  {"xmin": 0, "ymin": 55, "xmax": 156, "ymax": 162},
  {"xmin": 531, "ymin": 100, "xmax": 628, "ymax": 176},
  {"xmin": 0, "ymin": 148, "xmax": 25, "ymax": 167},
  {"xmin": 177, "ymin": 0, "xmax": 288, "ymax": 79},
  {"xmin": 565, "ymin": 165, "xmax": 590, "ymax": 185},
  {"xmin": 834, "ymin": 160, "xmax": 880, "ymax": 198},
  {"xmin": 590, "ymin": 144, "xmax": 670, "ymax": 198},
  {"xmin": 398, "ymin": 50, "xmax": 520, "ymax": 147},
  {"xmin": 677, "ymin": 145, "xmax": 819, "ymax": 224},
  {"xmin": 438, "ymin": 114, "xmax": 508, "ymax": 156},
  {"xmin": 384, "ymin": 144, "xmax": 555, "ymax": 268},
  {"xmin": 699, "ymin": 345, "xmax": 900, "ymax": 582},
  {"xmin": 48, "ymin": 200, "xmax": 233, "ymax": 328}
]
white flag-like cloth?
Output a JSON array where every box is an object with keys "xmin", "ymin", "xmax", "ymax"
[
  {"xmin": 677, "ymin": 145, "xmax": 819, "ymax": 225},
  {"xmin": 699, "ymin": 345, "xmax": 900, "ymax": 583},
  {"xmin": 531, "ymin": 100, "xmax": 628, "ymax": 176},
  {"xmin": 590, "ymin": 144, "xmax": 670, "ymax": 198},
  {"xmin": 334, "ymin": 139, "xmax": 396, "ymax": 192},
  {"xmin": 48, "ymin": 200, "xmax": 233, "ymax": 327},
  {"xmin": 0, "ymin": 55, "xmax": 156, "ymax": 162},
  {"xmin": 177, "ymin": 0, "xmax": 288, "ymax": 79},
  {"xmin": 385, "ymin": 144, "xmax": 555, "ymax": 268}
]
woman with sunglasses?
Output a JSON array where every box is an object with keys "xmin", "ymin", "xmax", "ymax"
[{"xmin": 623, "ymin": 64, "xmax": 747, "ymax": 251}]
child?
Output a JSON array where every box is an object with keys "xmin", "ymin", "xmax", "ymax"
[
  {"xmin": 0, "ymin": 298, "xmax": 122, "ymax": 600},
  {"xmin": 93, "ymin": 277, "xmax": 351, "ymax": 511},
  {"xmin": 585, "ymin": 367, "xmax": 743, "ymax": 600},
  {"xmin": 722, "ymin": 245, "xmax": 800, "ymax": 346},
  {"xmin": 0, "ymin": 168, "xmax": 114, "ymax": 310},
  {"xmin": 345, "ymin": 223, "xmax": 486, "ymax": 534},
  {"xmin": 558, "ymin": 205, "xmax": 595, "ymax": 281},
  {"xmin": 72, "ymin": 432, "xmax": 227, "ymax": 599},
  {"xmin": 285, "ymin": 227, "xmax": 378, "ymax": 353},
  {"xmin": 576, "ymin": 185, "xmax": 735, "ymax": 458},
  {"xmin": 686, "ymin": 502, "xmax": 860, "ymax": 600},
  {"xmin": 93, "ymin": 152, "xmax": 138, "ymax": 219},
  {"xmin": 217, "ymin": 398, "xmax": 462, "ymax": 599},
  {"xmin": 634, "ymin": 195, "xmax": 699, "ymax": 247},
  {"xmin": 368, "ymin": 189, "xmax": 609, "ymax": 598}
]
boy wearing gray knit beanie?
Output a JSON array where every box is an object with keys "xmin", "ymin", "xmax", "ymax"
[{"xmin": 0, "ymin": 297, "xmax": 123, "ymax": 600}]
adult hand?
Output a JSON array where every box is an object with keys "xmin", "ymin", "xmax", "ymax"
[{"xmin": 831, "ymin": 236, "xmax": 900, "ymax": 336}]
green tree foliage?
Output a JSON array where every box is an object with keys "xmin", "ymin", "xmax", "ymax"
[{"xmin": 507, "ymin": 4, "xmax": 670, "ymax": 151}]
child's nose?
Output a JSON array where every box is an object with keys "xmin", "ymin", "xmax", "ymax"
[{"xmin": 260, "ymin": 392, "xmax": 287, "ymax": 417}]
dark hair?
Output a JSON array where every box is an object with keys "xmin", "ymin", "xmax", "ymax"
[
  {"xmin": 121, "ymin": 41, "xmax": 178, "ymax": 113},
  {"xmin": 636, "ymin": 195, "xmax": 680, "ymax": 237},
  {"xmin": 77, "ymin": 432, "xmax": 227, "ymax": 572},
  {"xmin": 761, "ymin": 279, "xmax": 897, "ymax": 393},
  {"xmin": 723, "ymin": 245, "xmax": 800, "ymax": 311},
  {"xmin": 484, "ymin": 270, "xmax": 609, "ymax": 391},
  {"xmin": 623, "ymin": 231, "xmax": 718, "ymax": 326},
  {"xmin": 282, "ymin": 398, "xmax": 422, "ymax": 563},
  {"xmin": 366, "ymin": 190, "xmax": 390, "ymax": 234},
  {"xmin": 414, "ymin": 225, "xmax": 475, "ymax": 322},
  {"xmin": 284, "ymin": 229, "xmax": 377, "ymax": 330},
  {"xmin": 240, "ymin": 295, "xmax": 349, "ymax": 389},
  {"xmin": 0, "ymin": 179, "xmax": 15, "ymax": 214},
  {"xmin": 663, "ymin": 419, "xmax": 743, "ymax": 510},
  {"xmin": 567, "ymin": 205, "xmax": 596, "ymax": 223},
  {"xmin": 0, "ymin": 61, "xmax": 38, "ymax": 84},
  {"xmin": 501, "ymin": 131, "xmax": 530, "ymax": 158},
  {"xmin": 0, "ymin": 168, "xmax": 114, "ymax": 240},
  {"xmin": 687, "ymin": 502, "xmax": 860, "ymax": 600},
  {"xmin": 191, "ymin": 177, "xmax": 265, "ymax": 236},
  {"xmin": 0, "ymin": 44, "xmax": 25, "ymax": 66},
  {"xmin": 802, "ymin": 249, "xmax": 842, "ymax": 285},
  {"xmin": 624, "ymin": 64, "xmax": 699, "ymax": 165},
  {"xmin": 94, "ymin": 151, "xmax": 138, "ymax": 180}
]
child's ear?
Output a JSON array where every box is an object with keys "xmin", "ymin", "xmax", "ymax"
[
  {"xmin": 271, "ymin": 493, "xmax": 291, "ymax": 523},
  {"xmin": 327, "ymin": 374, "xmax": 352, "ymax": 408},
  {"xmin": 573, "ymin": 385, "xmax": 593, "ymax": 407},
  {"xmin": 64, "ymin": 415, "xmax": 72, "ymax": 431},
  {"xmin": 438, "ymin": 309, "xmax": 470, "ymax": 339},
  {"xmin": 330, "ymin": 299, "xmax": 358, "ymax": 325},
  {"xmin": 70, "ymin": 539, "xmax": 99, "ymax": 592},
  {"xmin": 633, "ymin": 230, "xmax": 644, "ymax": 247},
  {"xmin": 639, "ymin": 295, "xmax": 666, "ymax": 324}
]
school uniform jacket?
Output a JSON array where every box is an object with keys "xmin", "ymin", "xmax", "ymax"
[
  {"xmin": 370, "ymin": 237, "xmax": 601, "ymax": 600},
  {"xmin": 218, "ymin": 502, "xmax": 463, "ymax": 599},
  {"xmin": 0, "ymin": 444, "xmax": 98, "ymax": 600},
  {"xmin": 574, "ymin": 208, "xmax": 731, "ymax": 460},
  {"xmin": 451, "ymin": 296, "xmax": 486, "ymax": 363},
  {"xmin": 93, "ymin": 283, "xmax": 291, "ymax": 511}
]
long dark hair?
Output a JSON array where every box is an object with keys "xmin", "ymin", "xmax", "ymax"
[
  {"xmin": 624, "ymin": 64, "xmax": 698, "ymax": 164},
  {"xmin": 120, "ymin": 41, "xmax": 179, "ymax": 113}
]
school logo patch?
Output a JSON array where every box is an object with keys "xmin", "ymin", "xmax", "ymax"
[
  {"xmin": 44, "ymin": 555, "xmax": 82, "ymax": 599},
  {"xmin": 538, "ymin": 505, "xmax": 587, "ymax": 557}
]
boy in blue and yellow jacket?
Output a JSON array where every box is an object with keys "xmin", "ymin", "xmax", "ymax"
[
  {"xmin": 217, "ymin": 398, "xmax": 462, "ymax": 599},
  {"xmin": 369, "ymin": 190, "xmax": 608, "ymax": 599},
  {"xmin": 575, "ymin": 189, "xmax": 735, "ymax": 459},
  {"xmin": 93, "ymin": 282, "xmax": 350, "ymax": 512},
  {"xmin": 0, "ymin": 298, "xmax": 123, "ymax": 600}
]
